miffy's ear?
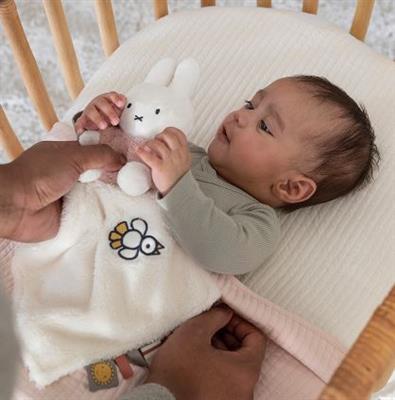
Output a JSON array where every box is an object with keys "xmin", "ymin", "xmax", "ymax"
[
  {"xmin": 169, "ymin": 58, "xmax": 200, "ymax": 98},
  {"xmin": 144, "ymin": 58, "xmax": 176, "ymax": 86}
]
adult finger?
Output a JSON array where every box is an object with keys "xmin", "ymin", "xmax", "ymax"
[
  {"xmin": 226, "ymin": 314, "xmax": 266, "ymax": 358},
  {"xmin": 211, "ymin": 332, "xmax": 228, "ymax": 351},
  {"xmin": 73, "ymin": 143, "xmax": 126, "ymax": 173},
  {"xmin": 218, "ymin": 329, "xmax": 241, "ymax": 351},
  {"xmin": 181, "ymin": 306, "xmax": 234, "ymax": 343}
]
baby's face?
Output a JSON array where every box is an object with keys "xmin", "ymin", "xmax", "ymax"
[{"xmin": 208, "ymin": 78, "xmax": 327, "ymax": 206}]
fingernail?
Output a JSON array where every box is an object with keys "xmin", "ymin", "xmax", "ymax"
[
  {"xmin": 99, "ymin": 121, "xmax": 107, "ymax": 129},
  {"xmin": 111, "ymin": 118, "xmax": 119, "ymax": 125},
  {"xmin": 116, "ymin": 100, "xmax": 124, "ymax": 107}
]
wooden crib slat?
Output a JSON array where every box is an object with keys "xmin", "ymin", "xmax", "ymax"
[
  {"xmin": 302, "ymin": 0, "xmax": 319, "ymax": 14},
  {"xmin": 94, "ymin": 0, "xmax": 120, "ymax": 58},
  {"xmin": 201, "ymin": 0, "xmax": 216, "ymax": 6},
  {"xmin": 257, "ymin": 0, "xmax": 272, "ymax": 7},
  {"xmin": 153, "ymin": 0, "xmax": 168, "ymax": 20},
  {"xmin": 0, "ymin": 106, "xmax": 23, "ymax": 161},
  {"xmin": 42, "ymin": 0, "xmax": 84, "ymax": 100},
  {"xmin": 319, "ymin": 285, "xmax": 395, "ymax": 400},
  {"xmin": 350, "ymin": 0, "xmax": 375, "ymax": 41},
  {"xmin": 0, "ymin": 0, "xmax": 58, "ymax": 132}
]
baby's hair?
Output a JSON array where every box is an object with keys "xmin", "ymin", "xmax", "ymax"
[{"xmin": 283, "ymin": 75, "xmax": 380, "ymax": 212}]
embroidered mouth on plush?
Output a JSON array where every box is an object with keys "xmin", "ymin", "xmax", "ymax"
[{"xmin": 109, "ymin": 217, "xmax": 165, "ymax": 260}]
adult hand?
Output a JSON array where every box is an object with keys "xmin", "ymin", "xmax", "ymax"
[
  {"xmin": 145, "ymin": 305, "xmax": 266, "ymax": 400},
  {"xmin": 0, "ymin": 140, "xmax": 125, "ymax": 242}
]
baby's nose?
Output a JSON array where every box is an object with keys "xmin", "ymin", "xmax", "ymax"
[{"xmin": 233, "ymin": 110, "xmax": 249, "ymax": 127}]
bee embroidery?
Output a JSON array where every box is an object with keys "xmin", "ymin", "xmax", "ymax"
[{"xmin": 109, "ymin": 218, "xmax": 165, "ymax": 260}]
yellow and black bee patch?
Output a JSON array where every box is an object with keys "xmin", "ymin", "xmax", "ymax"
[{"xmin": 109, "ymin": 218, "xmax": 165, "ymax": 260}]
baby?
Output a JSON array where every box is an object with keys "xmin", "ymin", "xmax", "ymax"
[{"xmin": 73, "ymin": 76, "xmax": 380, "ymax": 274}]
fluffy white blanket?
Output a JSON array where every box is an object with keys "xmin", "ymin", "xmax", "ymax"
[{"xmin": 12, "ymin": 158, "xmax": 220, "ymax": 386}]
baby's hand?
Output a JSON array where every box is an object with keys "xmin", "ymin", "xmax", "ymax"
[
  {"xmin": 74, "ymin": 91, "xmax": 126, "ymax": 134},
  {"xmin": 136, "ymin": 127, "xmax": 191, "ymax": 197}
]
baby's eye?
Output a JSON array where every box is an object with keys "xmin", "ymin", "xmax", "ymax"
[
  {"xmin": 244, "ymin": 100, "xmax": 254, "ymax": 110},
  {"xmin": 259, "ymin": 120, "xmax": 272, "ymax": 136}
]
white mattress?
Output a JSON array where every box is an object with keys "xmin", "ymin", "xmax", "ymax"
[{"xmin": 62, "ymin": 3, "xmax": 395, "ymax": 373}]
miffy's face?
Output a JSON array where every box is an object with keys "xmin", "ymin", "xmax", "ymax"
[
  {"xmin": 122, "ymin": 100, "xmax": 170, "ymax": 137},
  {"xmin": 119, "ymin": 83, "xmax": 194, "ymax": 139}
]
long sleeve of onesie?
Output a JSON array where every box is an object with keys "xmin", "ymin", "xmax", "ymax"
[{"xmin": 156, "ymin": 167, "xmax": 280, "ymax": 275}]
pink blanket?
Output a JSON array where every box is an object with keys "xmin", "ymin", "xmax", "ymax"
[{"xmin": 1, "ymin": 236, "xmax": 344, "ymax": 400}]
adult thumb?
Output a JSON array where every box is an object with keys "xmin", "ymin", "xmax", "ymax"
[
  {"xmin": 74, "ymin": 144, "xmax": 126, "ymax": 173},
  {"xmin": 188, "ymin": 305, "xmax": 234, "ymax": 340}
]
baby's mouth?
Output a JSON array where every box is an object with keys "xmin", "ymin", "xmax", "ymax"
[{"xmin": 220, "ymin": 124, "xmax": 231, "ymax": 143}]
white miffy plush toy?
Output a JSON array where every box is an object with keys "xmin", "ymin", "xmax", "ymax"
[{"xmin": 78, "ymin": 58, "xmax": 200, "ymax": 196}]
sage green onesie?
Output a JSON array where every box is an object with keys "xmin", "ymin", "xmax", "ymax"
[{"xmin": 156, "ymin": 142, "xmax": 280, "ymax": 275}]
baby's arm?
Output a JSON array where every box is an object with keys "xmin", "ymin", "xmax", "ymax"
[
  {"xmin": 130, "ymin": 129, "xmax": 279, "ymax": 273},
  {"xmin": 157, "ymin": 171, "xmax": 280, "ymax": 275}
]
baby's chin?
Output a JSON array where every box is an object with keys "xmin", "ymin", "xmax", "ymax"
[{"xmin": 207, "ymin": 140, "xmax": 216, "ymax": 162}]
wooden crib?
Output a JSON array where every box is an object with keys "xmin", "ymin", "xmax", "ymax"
[{"xmin": 0, "ymin": 1, "xmax": 394, "ymax": 399}]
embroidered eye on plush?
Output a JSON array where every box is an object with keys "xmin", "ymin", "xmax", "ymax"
[
  {"xmin": 155, "ymin": 108, "xmax": 160, "ymax": 115},
  {"xmin": 127, "ymin": 103, "xmax": 132, "ymax": 109}
]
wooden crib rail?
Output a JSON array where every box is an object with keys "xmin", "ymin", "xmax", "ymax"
[
  {"xmin": 0, "ymin": 106, "xmax": 23, "ymax": 160},
  {"xmin": 94, "ymin": 0, "xmax": 119, "ymax": 58},
  {"xmin": 0, "ymin": 0, "xmax": 376, "ymax": 147},
  {"xmin": 319, "ymin": 285, "xmax": 395, "ymax": 400},
  {"xmin": 156, "ymin": 0, "xmax": 375, "ymax": 40},
  {"xmin": 0, "ymin": 0, "xmax": 58, "ymax": 132},
  {"xmin": 350, "ymin": 0, "xmax": 376, "ymax": 42},
  {"xmin": 42, "ymin": 0, "xmax": 84, "ymax": 100}
]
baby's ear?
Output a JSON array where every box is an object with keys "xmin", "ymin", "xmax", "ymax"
[{"xmin": 275, "ymin": 176, "xmax": 317, "ymax": 204}]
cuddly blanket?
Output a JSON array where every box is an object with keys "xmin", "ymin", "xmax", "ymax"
[
  {"xmin": 7, "ymin": 123, "xmax": 346, "ymax": 398},
  {"xmin": 3, "ymin": 239, "xmax": 344, "ymax": 400},
  {"xmin": 12, "ymin": 167, "xmax": 220, "ymax": 386}
]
